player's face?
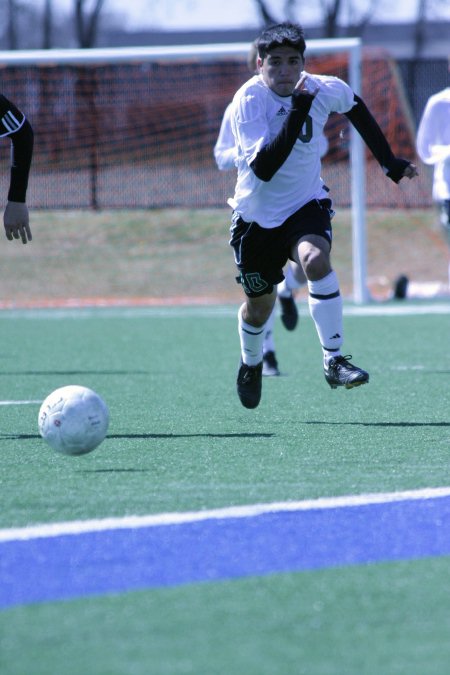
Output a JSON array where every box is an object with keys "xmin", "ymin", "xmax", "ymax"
[{"xmin": 258, "ymin": 46, "xmax": 304, "ymax": 97}]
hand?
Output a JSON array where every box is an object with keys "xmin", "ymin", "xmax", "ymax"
[
  {"xmin": 294, "ymin": 72, "xmax": 320, "ymax": 97},
  {"xmin": 402, "ymin": 162, "xmax": 419, "ymax": 179},
  {"xmin": 386, "ymin": 158, "xmax": 418, "ymax": 184},
  {"xmin": 3, "ymin": 200, "xmax": 32, "ymax": 244}
]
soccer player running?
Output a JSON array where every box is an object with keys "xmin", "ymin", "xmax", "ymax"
[
  {"xmin": 1, "ymin": 93, "xmax": 34, "ymax": 244},
  {"xmin": 214, "ymin": 41, "xmax": 307, "ymax": 377},
  {"xmin": 228, "ymin": 22, "xmax": 418, "ymax": 409},
  {"xmin": 416, "ymin": 60, "xmax": 450, "ymax": 290}
]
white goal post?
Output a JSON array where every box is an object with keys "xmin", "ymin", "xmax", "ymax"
[{"xmin": 0, "ymin": 38, "xmax": 368, "ymax": 303}]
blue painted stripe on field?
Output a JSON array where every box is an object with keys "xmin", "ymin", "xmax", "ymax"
[{"xmin": 2, "ymin": 496, "xmax": 450, "ymax": 609}]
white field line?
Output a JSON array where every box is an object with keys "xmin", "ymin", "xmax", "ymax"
[
  {"xmin": 0, "ymin": 302, "xmax": 448, "ymax": 320},
  {"xmin": 1, "ymin": 486, "xmax": 450, "ymax": 543},
  {"xmin": 0, "ymin": 400, "xmax": 41, "ymax": 405}
]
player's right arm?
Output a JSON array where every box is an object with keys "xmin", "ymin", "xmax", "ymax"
[
  {"xmin": 248, "ymin": 81, "xmax": 317, "ymax": 182},
  {"xmin": 1, "ymin": 94, "xmax": 34, "ymax": 244}
]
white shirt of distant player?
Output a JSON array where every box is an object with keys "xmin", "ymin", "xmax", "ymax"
[
  {"xmin": 416, "ymin": 87, "xmax": 450, "ymax": 201},
  {"xmin": 228, "ymin": 72, "xmax": 355, "ymax": 229}
]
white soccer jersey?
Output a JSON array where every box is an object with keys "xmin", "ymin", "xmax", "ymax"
[
  {"xmin": 416, "ymin": 87, "xmax": 450, "ymax": 201},
  {"xmin": 0, "ymin": 95, "xmax": 25, "ymax": 138},
  {"xmin": 228, "ymin": 72, "xmax": 355, "ymax": 229}
]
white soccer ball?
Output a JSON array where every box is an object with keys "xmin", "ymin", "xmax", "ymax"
[{"xmin": 38, "ymin": 385, "xmax": 109, "ymax": 456}]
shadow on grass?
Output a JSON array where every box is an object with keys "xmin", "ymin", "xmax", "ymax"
[
  {"xmin": 0, "ymin": 432, "xmax": 275, "ymax": 440},
  {"xmin": 0, "ymin": 370, "xmax": 149, "ymax": 376},
  {"xmin": 305, "ymin": 421, "xmax": 450, "ymax": 427}
]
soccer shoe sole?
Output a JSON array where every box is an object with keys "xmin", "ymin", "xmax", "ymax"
[{"xmin": 325, "ymin": 374, "xmax": 369, "ymax": 390}]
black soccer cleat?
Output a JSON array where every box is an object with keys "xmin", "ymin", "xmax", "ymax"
[
  {"xmin": 393, "ymin": 274, "xmax": 409, "ymax": 300},
  {"xmin": 237, "ymin": 360, "xmax": 263, "ymax": 408},
  {"xmin": 278, "ymin": 294, "xmax": 298, "ymax": 331},
  {"xmin": 324, "ymin": 355, "xmax": 369, "ymax": 390},
  {"xmin": 262, "ymin": 351, "xmax": 280, "ymax": 377}
]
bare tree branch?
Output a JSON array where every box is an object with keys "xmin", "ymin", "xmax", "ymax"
[
  {"xmin": 345, "ymin": 0, "xmax": 379, "ymax": 34},
  {"xmin": 7, "ymin": 0, "xmax": 19, "ymax": 50},
  {"xmin": 75, "ymin": 0, "xmax": 106, "ymax": 48},
  {"xmin": 252, "ymin": 0, "xmax": 278, "ymax": 26},
  {"xmin": 42, "ymin": 0, "xmax": 53, "ymax": 49}
]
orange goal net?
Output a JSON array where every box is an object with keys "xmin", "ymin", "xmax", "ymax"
[{"xmin": 0, "ymin": 44, "xmax": 428, "ymax": 212}]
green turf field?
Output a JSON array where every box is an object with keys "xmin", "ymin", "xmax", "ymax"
[{"xmin": 1, "ymin": 302, "xmax": 449, "ymax": 674}]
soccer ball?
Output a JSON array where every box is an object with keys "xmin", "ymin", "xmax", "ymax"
[{"xmin": 38, "ymin": 385, "xmax": 109, "ymax": 456}]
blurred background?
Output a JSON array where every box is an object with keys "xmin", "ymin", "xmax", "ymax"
[
  {"xmin": 1, "ymin": 0, "xmax": 448, "ymax": 132},
  {"xmin": 0, "ymin": 0, "xmax": 449, "ymax": 300},
  {"xmin": 1, "ymin": 0, "xmax": 449, "ymax": 209}
]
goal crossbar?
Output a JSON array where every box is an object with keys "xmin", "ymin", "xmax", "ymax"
[{"xmin": 0, "ymin": 38, "xmax": 368, "ymax": 303}]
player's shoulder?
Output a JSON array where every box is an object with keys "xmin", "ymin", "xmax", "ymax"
[
  {"xmin": 305, "ymin": 72, "xmax": 353, "ymax": 113},
  {"xmin": 313, "ymin": 73, "xmax": 351, "ymax": 93},
  {"xmin": 0, "ymin": 92, "xmax": 20, "ymax": 109},
  {"xmin": 0, "ymin": 93, "xmax": 13, "ymax": 114},
  {"xmin": 232, "ymin": 75, "xmax": 268, "ymax": 118},
  {"xmin": 427, "ymin": 87, "xmax": 450, "ymax": 106},
  {"xmin": 233, "ymin": 75, "xmax": 265, "ymax": 101},
  {"xmin": 0, "ymin": 93, "xmax": 25, "ymax": 127}
]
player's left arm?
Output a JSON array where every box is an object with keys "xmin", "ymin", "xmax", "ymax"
[
  {"xmin": 344, "ymin": 94, "xmax": 418, "ymax": 183},
  {"xmin": 1, "ymin": 96, "xmax": 34, "ymax": 244}
]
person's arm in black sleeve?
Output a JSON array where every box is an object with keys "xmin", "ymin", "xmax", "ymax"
[
  {"xmin": 344, "ymin": 94, "xmax": 417, "ymax": 183},
  {"xmin": 7, "ymin": 117, "xmax": 34, "ymax": 202},
  {"xmin": 250, "ymin": 90, "xmax": 315, "ymax": 182},
  {"xmin": 2, "ymin": 100, "xmax": 34, "ymax": 244}
]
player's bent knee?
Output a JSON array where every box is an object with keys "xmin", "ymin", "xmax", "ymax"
[{"xmin": 301, "ymin": 250, "xmax": 330, "ymax": 280}]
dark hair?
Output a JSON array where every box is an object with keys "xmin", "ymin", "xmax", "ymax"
[{"xmin": 256, "ymin": 22, "xmax": 306, "ymax": 61}]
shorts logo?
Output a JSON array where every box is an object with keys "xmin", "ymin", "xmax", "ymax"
[{"xmin": 241, "ymin": 272, "xmax": 269, "ymax": 294}]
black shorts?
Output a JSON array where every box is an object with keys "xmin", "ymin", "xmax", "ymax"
[{"xmin": 229, "ymin": 198, "xmax": 334, "ymax": 297}]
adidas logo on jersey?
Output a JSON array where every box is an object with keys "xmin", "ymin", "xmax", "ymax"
[{"xmin": 276, "ymin": 106, "xmax": 289, "ymax": 116}]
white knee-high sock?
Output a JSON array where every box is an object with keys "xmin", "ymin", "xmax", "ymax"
[
  {"xmin": 307, "ymin": 271, "xmax": 343, "ymax": 361},
  {"xmin": 238, "ymin": 305, "xmax": 266, "ymax": 366},
  {"xmin": 262, "ymin": 306, "xmax": 276, "ymax": 355}
]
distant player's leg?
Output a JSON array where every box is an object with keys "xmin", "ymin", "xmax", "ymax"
[
  {"xmin": 262, "ymin": 305, "xmax": 280, "ymax": 376},
  {"xmin": 277, "ymin": 262, "xmax": 305, "ymax": 330},
  {"xmin": 439, "ymin": 200, "xmax": 450, "ymax": 288},
  {"xmin": 392, "ymin": 274, "xmax": 409, "ymax": 299}
]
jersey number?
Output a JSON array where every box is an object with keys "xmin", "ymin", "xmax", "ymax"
[{"xmin": 298, "ymin": 114, "xmax": 313, "ymax": 143}]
